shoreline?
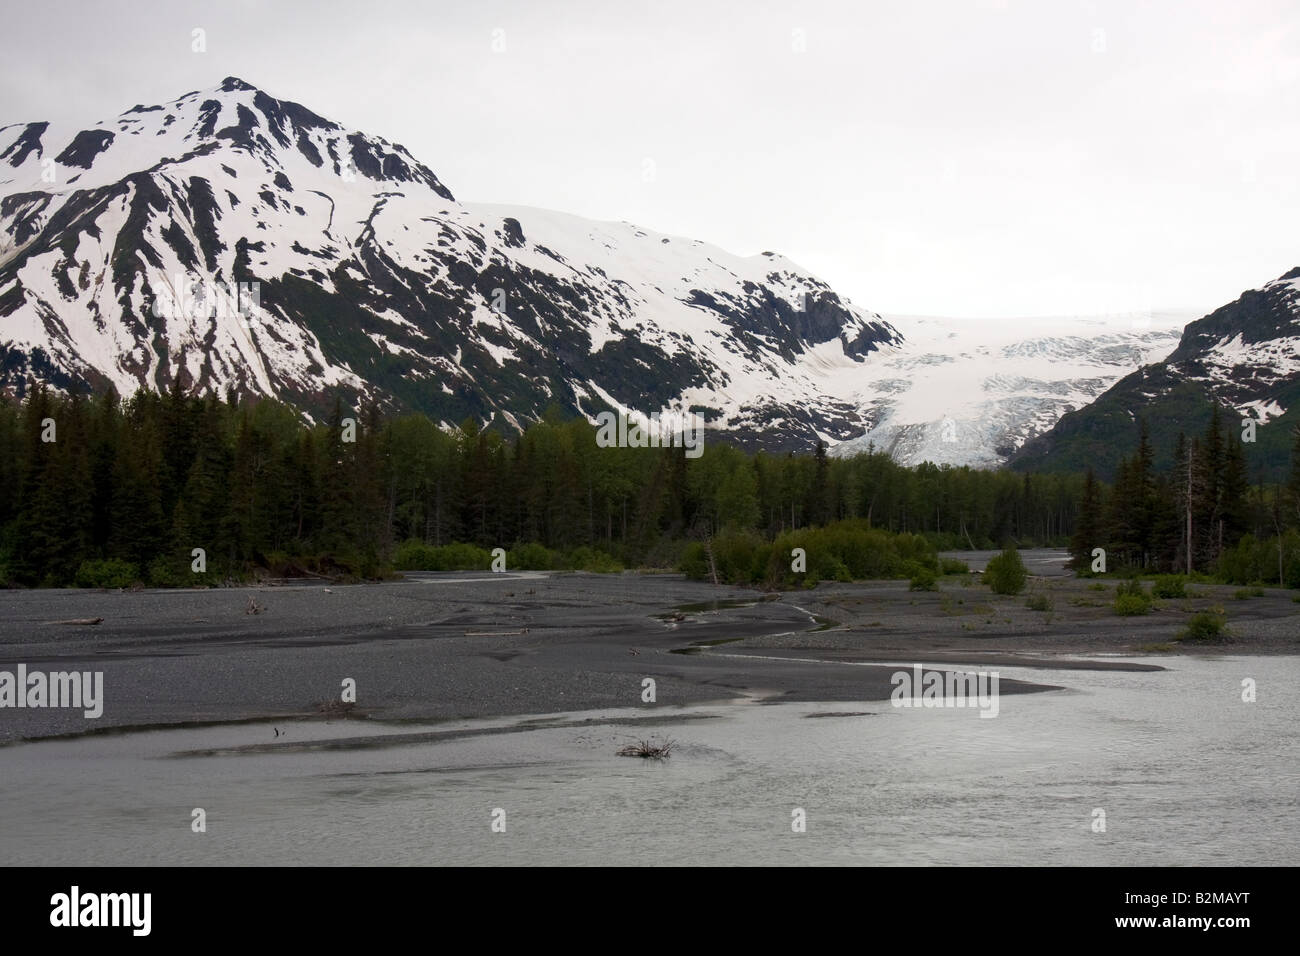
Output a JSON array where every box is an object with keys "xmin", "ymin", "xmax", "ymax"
[{"xmin": 1, "ymin": 561, "xmax": 1296, "ymax": 742}]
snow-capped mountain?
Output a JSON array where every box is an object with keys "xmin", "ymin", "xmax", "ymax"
[
  {"xmin": 1011, "ymin": 267, "xmax": 1300, "ymax": 479},
  {"xmin": 828, "ymin": 314, "xmax": 1186, "ymax": 467},
  {"xmin": 1162, "ymin": 268, "xmax": 1300, "ymax": 418},
  {"xmin": 0, "ymin": 77, "xmax": 898, "ymax": 447},
  {"xmin": 0, "ymin": 77, "xmax": 1202, "ymax": 466}
]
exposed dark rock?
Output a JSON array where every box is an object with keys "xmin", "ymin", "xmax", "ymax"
[{"xmin": 54, "ymin": 129, "xmax": 115, "ymax": 169}]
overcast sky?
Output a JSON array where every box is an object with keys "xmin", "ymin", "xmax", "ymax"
[{"xmin": 3, "ymin": 0, "xmax": 1298, "ymax": 319}]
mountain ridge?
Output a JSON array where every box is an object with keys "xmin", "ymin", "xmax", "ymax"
[
  {"xmin": 0, "ymin": 76, "xmax": 904, "ymax": 449},
  {"xmin": 0, "ymin": 77, "xmax": 1230, "ymax": 467},
  {"xmin": 1010, "ymin": 267, "xmax": 1300, "ymax": 479}
]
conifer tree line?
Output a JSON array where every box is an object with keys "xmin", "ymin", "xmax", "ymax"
[
  {"xmin": 1069, "ymin": 407, "xmax": 1300, "ymax": 585},
  {"xmin": 1, "ymin": 381, "xmax": 1097, "ymax": 587}
]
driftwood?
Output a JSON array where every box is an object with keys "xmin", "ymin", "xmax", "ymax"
[
  {"xmin": 617, "ymin": 738, "xmax": 675, "ymax": 760},
  {"xmin": 41, "ymin": 617, "xmax": 103, "ymax": 626}
]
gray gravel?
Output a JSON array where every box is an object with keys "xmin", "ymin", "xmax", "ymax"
[
  {"xmin": 0, "ymin": 570, "xmax": 1058, "ymax": 741},
  {"xmin": 6, "ymin": 556, "xmax": 1289, "ymax": 742}
]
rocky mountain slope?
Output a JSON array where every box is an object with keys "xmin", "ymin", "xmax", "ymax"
[
  {"xmin": 1010, "ymin": 268, "xmax": 1300, "ymax": 479},
  {"xmin": 0, "ymin": 77, "xmax": 898, "ymax": 449},
  {"xmin": 1, "ymin": 77, "xmax": 1211, "ymax": 466}
]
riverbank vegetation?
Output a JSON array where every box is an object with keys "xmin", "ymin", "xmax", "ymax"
[{"xmin": 2, "ymin": 383, "xmax": 1297, "ymax": 589}]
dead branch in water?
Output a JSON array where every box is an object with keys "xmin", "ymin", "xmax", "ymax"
[{"xmin": 617, "ymin": 738, "xmax": 676, "ymax": 760}]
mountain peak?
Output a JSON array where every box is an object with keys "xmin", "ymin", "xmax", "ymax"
[
  {"xmin": 0, "ymin": 77, "xmax": 896, "ymax": 450},
  {"xmin": 14, "ymin": 79, "xmax": 1183, "ymax": 466},
  {"xmin": 218, "ymin": 76, "xmax": 259, "ymax": 93},
  {"xmin": 0, "ymin": 77, "xmax": 455, "ymax": 201}
]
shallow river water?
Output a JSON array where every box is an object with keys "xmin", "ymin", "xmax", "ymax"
[{"xmin": 1, "ymin": 654, "xmax": 1295, "ymax": 865}]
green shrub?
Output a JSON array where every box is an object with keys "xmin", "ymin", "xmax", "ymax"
[
  {"xmin": 1025, "ymin": 593, "xmax": 1052, "ymax": 612},
  {"xmin": 508, "ymin": 542, "xmax": 556, "ymax": 571},
  {"xmin": 683, "ymin": 521, "xmax": 940, "ymax": 588},
  {"xmin": 1114, "ymin": 593, "xmax": 1152, "ymax": 616},
  {"xmin": 392, "ymin": 540, "xmax": 492, "ymax": 571},
  {"xmin": 804, "ymin": 549, "xmax": 850, "ymax": 585},
  {"xmin": 898, "ymin": 559, "xmax": 932, "ymax": 580},
  {"xmin": 1180, "ymin": 611, "xmax": 1230, "ymax": 642},
  {"xmin": 1113, "ymin": 577, "xmax": 1152, "ymax": 614},
  {"xmin": 984, "ymin": 546, "xmax": 1027, "ymax": 595},
  {"xmin": 1116, "ymin": 578, "xmax": 1146, "ymax": 598},
  {"xmin": 146, "ymin": 556, "xmax": 194, "ymax": 588},
  {"xmin": 437, "ymin": 542, "xmax": 492, "ymax": 571},
  {"xmin": 1219, "ymin": 530, "xmax": 1300, "ymax": 586},
  {"xmin": 710, "ymin": 529, "xmax": 765, "ymax": 585},
  {"xmin": 1287, "ymin": 554, "xmax": 1300, "ymax": 590},
  {"xmin": 680, "ymin": 542, "xmax": 709, "ymax": 580},
  {"xmin": 392, "ymin": 540, "xmax": 437, "ymax": 570},
  {"xmin": 564, "ymin": 547, "xmax": 623, "ymax": 573},
  {"xmin": 1219, "ymin": 533, "xmax": 1264, "ymax": 584},
  {"xmin": 909, "ymin": 568, "xmax": 939, "ymax": 591},
  {"xmin": 75, "ymin": 558, "xmax": 140, "ymax": 589},
  {"xmin": 746, "ymin": 543, "xmax": 776, "ymax": 584},
  {"xmin": 1152, "ymin": 575, "xmax": 1186, "ymax": 599},
  {"xmin": 940, "ymin": 558, "xmax": 969, "ymax": 575},
  {"xmin": 355, "ymin": 551, "xmax": 392, "ymax": 580}
]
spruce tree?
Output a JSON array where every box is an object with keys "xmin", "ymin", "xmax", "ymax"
[
  {"xmin": 1197, "ymin": 405, "xmax": 1226, "ymax": 565},
  {"xmin": 1106, "ymin": 457, "xmax": 1140, "ymax": 568},
  {"xmin": 1289, "ymin": 425, "xmax": 1300, "ymax": 528},
  {"xmin": 318, "ymin": 396, "xmax": 355, "ymax": 554},
  {"xmin": 1069, "ymin": 468, "xmax": 1103, "ymax": 573},
  {"xmin": 52, "ymin": 392, "xmax": 94, "ymax": 581},
  {"xmin": 108, "ymin": 395, "xmax": 165, "ymax": 574},
  {"xmin": 807, "ymin": 439, "xmax": 830, "ymax": 527},
  {"xmin": 351, "ymin": 402, "xmax": 389, "ymax": 560},
  {"xmin": 1133, "ymin": 420, "xmax": 1156, "ymax": 565},
  {"xmin": 10, "ymin": 383, "xmax": 55, "ymax": 583},
  {"xmin": 1148, "ymin": 473, "xmax": 1182, "ymax": 572},
  {"xmin": 1170, "ymin": 432, "xmax": 1193, "ymax": 573},
  {"xmin": 1220, "ymin": 431, "xmax": 1249, "ymax": 550},
  {"xmin": 159, "ymin": 366, "xmax": 197, "ymax": 523}
]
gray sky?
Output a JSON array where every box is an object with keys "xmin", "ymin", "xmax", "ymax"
[{"xmin": 3, "ymin": 0, "xmax": 1298, "ymax": 318}]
